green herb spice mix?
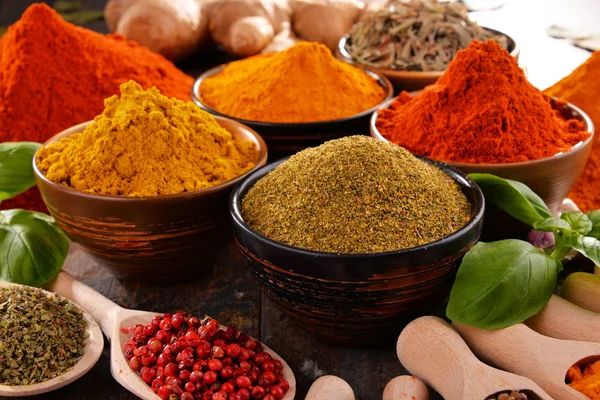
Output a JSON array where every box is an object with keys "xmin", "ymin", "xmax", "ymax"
[
  {"xmin": 242, "ymin": 136, "xmax": 471, "ymax": 253},
  {"xmin": 0, "ymin": 286, "xmax": 87, "ymax": 385}
]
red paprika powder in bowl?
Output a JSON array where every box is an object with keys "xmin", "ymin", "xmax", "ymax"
[{"xmin": 371, "ymin": 40, "xmax": 594, "ymax": 239}]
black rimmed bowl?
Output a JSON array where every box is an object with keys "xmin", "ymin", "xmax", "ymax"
[
  {"xmin": 371, "ymin": 96, "xmax": 595, "ymax": 240},
  {"xmin": 191, "ymin": 66, "xmax": 394, "ymax": 156},
  {"xmin": 34, "ymin": 118, "xmax": 268, "ymax": 283},
  {"xmin": 230, "ymin": 157, "xmax": 485, "ymax": 344},
  {"xmin": 336, "ymin": 27, "xmax": 519, "ymax": 91}
]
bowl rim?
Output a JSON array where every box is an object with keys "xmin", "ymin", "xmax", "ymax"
[
  {"xmin": 191, "ymin": 66, "xmax": 394, "ymax": 127},
  {"xmin": 370, "ymin": 95, "xmax": 595, "ymax": 167},
  {"xmin": 230, "ymin": 155, "xmax": 485, "ymax": 259},
  {"xmin": 337, "ymin": 26, "xmax": 520, "ymax": 76},
  {"xmin": 33, "ymin": 118, "xmax": 269, "ymax": 202}
]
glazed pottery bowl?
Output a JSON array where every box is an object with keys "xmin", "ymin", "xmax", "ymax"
[
  {"xmin": 371, "ymin": 96, "xmax": 595, "ymax": 240},
  {"xmin": 191, "ymin": 66, "xmax": 393, "ymax": 156},
  {"xmin": 336, "ymin": 28, "xmax": 519, "ymax": 91},
  {"xmin": 230, "ymin": 158, "xmax": 484, "ymax": 344},
  {"xmin": 34, "ymin": 118, "xmax": 268, "ymax": 282}
]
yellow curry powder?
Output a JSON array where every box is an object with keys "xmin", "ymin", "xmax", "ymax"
[
  {"xmin": 200, "ymin": 42, "xmax": 387, "ymax": 123},
  {"xmin": 36, "ymin": 81, "xmax": 256, "ymax": 197},
  {"xmin": 567, "ymin": 360, "xmax": 600, "ymax": 399}
]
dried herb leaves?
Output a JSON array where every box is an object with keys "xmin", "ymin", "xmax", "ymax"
[
  {"xmin": 0, "ymin": 286, "xmax": 87, "ymax": 385},
  {"xmin": 242, "ymin": 136, "xmax": 471, "ymax": 254},
  {"xmin": 346, "ymin": 0, "xmax": 508, "ymax": 71}
]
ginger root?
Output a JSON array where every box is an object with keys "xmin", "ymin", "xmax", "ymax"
[{"xmin": 291, "ymin": 0, "xmax": 364, "ymax": 50}]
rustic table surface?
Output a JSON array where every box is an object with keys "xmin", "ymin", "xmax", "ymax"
[{"xmin": 0, "ymin": 0, "xmax": 595, "ymax": 399}]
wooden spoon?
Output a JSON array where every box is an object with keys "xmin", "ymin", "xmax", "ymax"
[
  {"xmin": 397, "ymin": 316, "xmax": 552, "ymax": 400},
  {"xmin": 453, "ymin": 321, "xmax": 600, "ymax": 399},
  {"xmin": 0, "ymin": 280, "xmax": 104, "ymax": 397},
  {"xmin": 526, "ymin": 294, "xmax": 600, "ymax": 343},
  {"xmin": 305, "ymin": 375, "xmax": 354, "ymax": 400},
  {"xmin": 382, "ymin": 375, "xmax": 429, "ymax": 400},
  {"xmin": 46, "ymin": 271, "xmax": 296, "ymax": 400}
]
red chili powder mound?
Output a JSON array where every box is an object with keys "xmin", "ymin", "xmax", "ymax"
[
  {"xmin": 0, "ymin": 4, "xmax": 194, "ymax": 212},
  {"xmin": 375, "ymin": 40, "xmax": 589, "ymax": 164}
]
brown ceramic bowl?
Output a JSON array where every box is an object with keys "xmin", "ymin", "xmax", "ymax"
[
  {"xmin": 336, "ymin": 28, "xmax": 520, "ymax": 91},
  {"xmin": 371, "ymin": 96, "xmax": 595, "ymax": 240},
  {"xmin": 34, "ymin": 118, "xmax": 268, "ymax": 283},
  {"xmin": 191, "ymin": 66, "xmax": 393, "ymax": 156},
  {"xmin": 230, "ymin": 157, "xmax": 484, "ymax": 344}
]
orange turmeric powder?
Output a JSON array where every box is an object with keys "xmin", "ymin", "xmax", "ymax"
[
  {"xmin": 567, "ymin": 360, "xmax": 600, "ymax": 399},
  {"xmin": 200, "ymin": 42, "xmax": 387, "ymax": 123}
]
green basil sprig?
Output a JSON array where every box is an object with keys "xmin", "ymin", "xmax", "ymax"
[
  {"xmin": 447, "ymin": 173, "xmax": 600, "ymax": 329},
  {"xmin": 0, "ymin": 141, "xmax": 69, "ymax": 287},
  {"xmin": 0, "ymin": 142, "xmax": 41, "ymax": 202},
  {"xmin": 0, "ymin": 210, "xmax": 69, "ymax": 287}
]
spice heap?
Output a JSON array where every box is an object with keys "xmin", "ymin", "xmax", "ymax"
[
  {"xmin": 0, "ymin": 286, "xmax": 87, "ymax": 385},
  {"xmin": 0, "ymin": 4, "xmax": 194, "ymax": 210},
  {"xmin": 487, "ymin": 391, "xmax": 528, "ymax": 400},
  {"xmin": 123, "ymin": 313, "xmax": 290, "ymax": 400},
  {"xmin": 567, "ymin": 360, "xmax": 600, "ymax": 399},
  {"xmin": 36, "ymin": 81, "xmax": 256, "ymax": 197},
  {"xmin": 242, "ymin": 136, "xmax": 471, "ymax": 253},
  {"xmin": 376, "ymin": 40, "xmax": 589, "ymax": 164},
  {"xmin": 200, "ymin": 42, "xmax": 387, "ymax": 123},
  {"xmin": 346, "ymin": 0, "xmax": 508, "ymax": 71},
  {"xmin": 545, "ymin": 52, "xmax": 600, "ymax": 211}
]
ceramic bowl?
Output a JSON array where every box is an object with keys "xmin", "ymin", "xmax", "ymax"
[
  {"xmin": 34, "ymin": 118, "xmax": 268, "ymax": 283},
  {"xmin": 336, "ymin": 28, "xmax": 519, "ymax": 91},
  {"xmin": 230, "ymin": 158, "xmax": 484, "ymax": 344},
  {"xmin": 371, "ymin": 96, "xmax": 595, "ymax": 240},
  {"xmin": 191, "ymin": 66, "xmax": 393, "ymax": 156}
]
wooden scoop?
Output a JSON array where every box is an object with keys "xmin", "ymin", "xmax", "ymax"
[
  {"xmin": 46, "ymin": 271, "xmax": 296, "ymax": 400},
  {"xmin": 305, "ymin": 375, "xmax": 354, "ymax": 400},
  {"xmin": 453, "ymin": 321, "xmax": 600, "ymax": 399},
  {"xmin": 397, "ymin": 316, "xmax": 552, "ymax": 400},
  {"xmin": 0, "ymin": 280, "xmax": 104, "ymax": 397},
  {"xmin": 526, "ymin": 294, "xmax": 600, "ymax": 343},
  {"xmin": 382, "ymin": 375, "xmax": 429, "ymax": 400}
]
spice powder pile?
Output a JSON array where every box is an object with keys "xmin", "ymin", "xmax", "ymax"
[
  {"xmin": 544, "ymin": 51, "xmax": 600, "ymax": 212},
  {"xmin": 242, "ymin": 136, "xmax": 471, "ymax": 253},
  {"xmin": 36, "ymin": 81, "xmax": 256, "ymax": 197},
  {"xmin": 201, "ymin": 42, "xmax": 387, "ymax": 123},
  {"xmin": 0, "ymin": 286, "xmax": 88, "ymax": 385},
  {"xmin": 0, "ymin": 4, "xmax": 194, "ymax": 211},
  {"xmin": 375, "ymin": 40, "xmax": 588, "ymax": 164}
]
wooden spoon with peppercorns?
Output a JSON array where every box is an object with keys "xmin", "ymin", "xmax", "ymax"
[
  {"xmin": 453, "ymin": 321, "xmax": 596, "ymax": 400},
  {"xmin": 397, "ymin": 316, "xmax": 553, "ymax": 400},
  {"xmin": 0, "ymin": 280, "xmax": 104, "ymax": 397},
  {"xmin": 47, "ymin": 271, "xmax": 296, "ymax": 400}
]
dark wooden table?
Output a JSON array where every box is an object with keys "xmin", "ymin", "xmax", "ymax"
[{"xmin": 0, "ymin": 1, "xmax": 594, "ymax": 399}]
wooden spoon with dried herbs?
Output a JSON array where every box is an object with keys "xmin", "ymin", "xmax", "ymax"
[{"xmin": 0, "ymin": 281, "xmax": 103, "ymax": 397}]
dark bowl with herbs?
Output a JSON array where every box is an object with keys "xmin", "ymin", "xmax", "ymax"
[
  {"xmin": 229, "ymin": 136, "xmax": 485, "ymax": 344},
  {"xmin": 191, "ymin": 66, "xmax": 393, "ymax": 157},
  {"xmin": 34, "ymin": 119, "xmax": 268, "ymax": 283}
]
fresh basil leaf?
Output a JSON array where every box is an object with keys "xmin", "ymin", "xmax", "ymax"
[
  {"xmin": 567, "ymin": 232, "xmax": 600, "ymax": 266},
  {"xmin": 53, "ymin": 0, "xmax": 81, "ymax": 13},
  {"xmin": 560, "ymin": 210, "xmax": 592, "ymax": 235},
  {"xmin": 0, "ymin": 210, "xmax": 69, "ymax": 287},
  {"xmin": 447, "ymin": 239, "xmax": 559, "ymax": 329},
  {"xmin": 533, "ymin": 218, "xmax": 572, "ymax": 233},
  {"xmin": 469, "ymin": 174, "xmax": 551, "ymax": 226},
  {"xmin": 587, "ymin": 210, "xmax": 600, "ymax": 239},
  {"xmin": 61, "ymin": 10, "xmax": 105, "ymax": 25},
  {"xmin": 0, "ymin": 142, "xmax": 42, "ymax": 202}
]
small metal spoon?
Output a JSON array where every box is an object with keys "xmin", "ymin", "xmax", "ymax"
[
  {"xmin": 0, "ymin": 280, "xmax": 104, "ymax": 397},
  {"xmin": 47, "ymin": 271, "xmax": 296, "ymax": 400}
]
